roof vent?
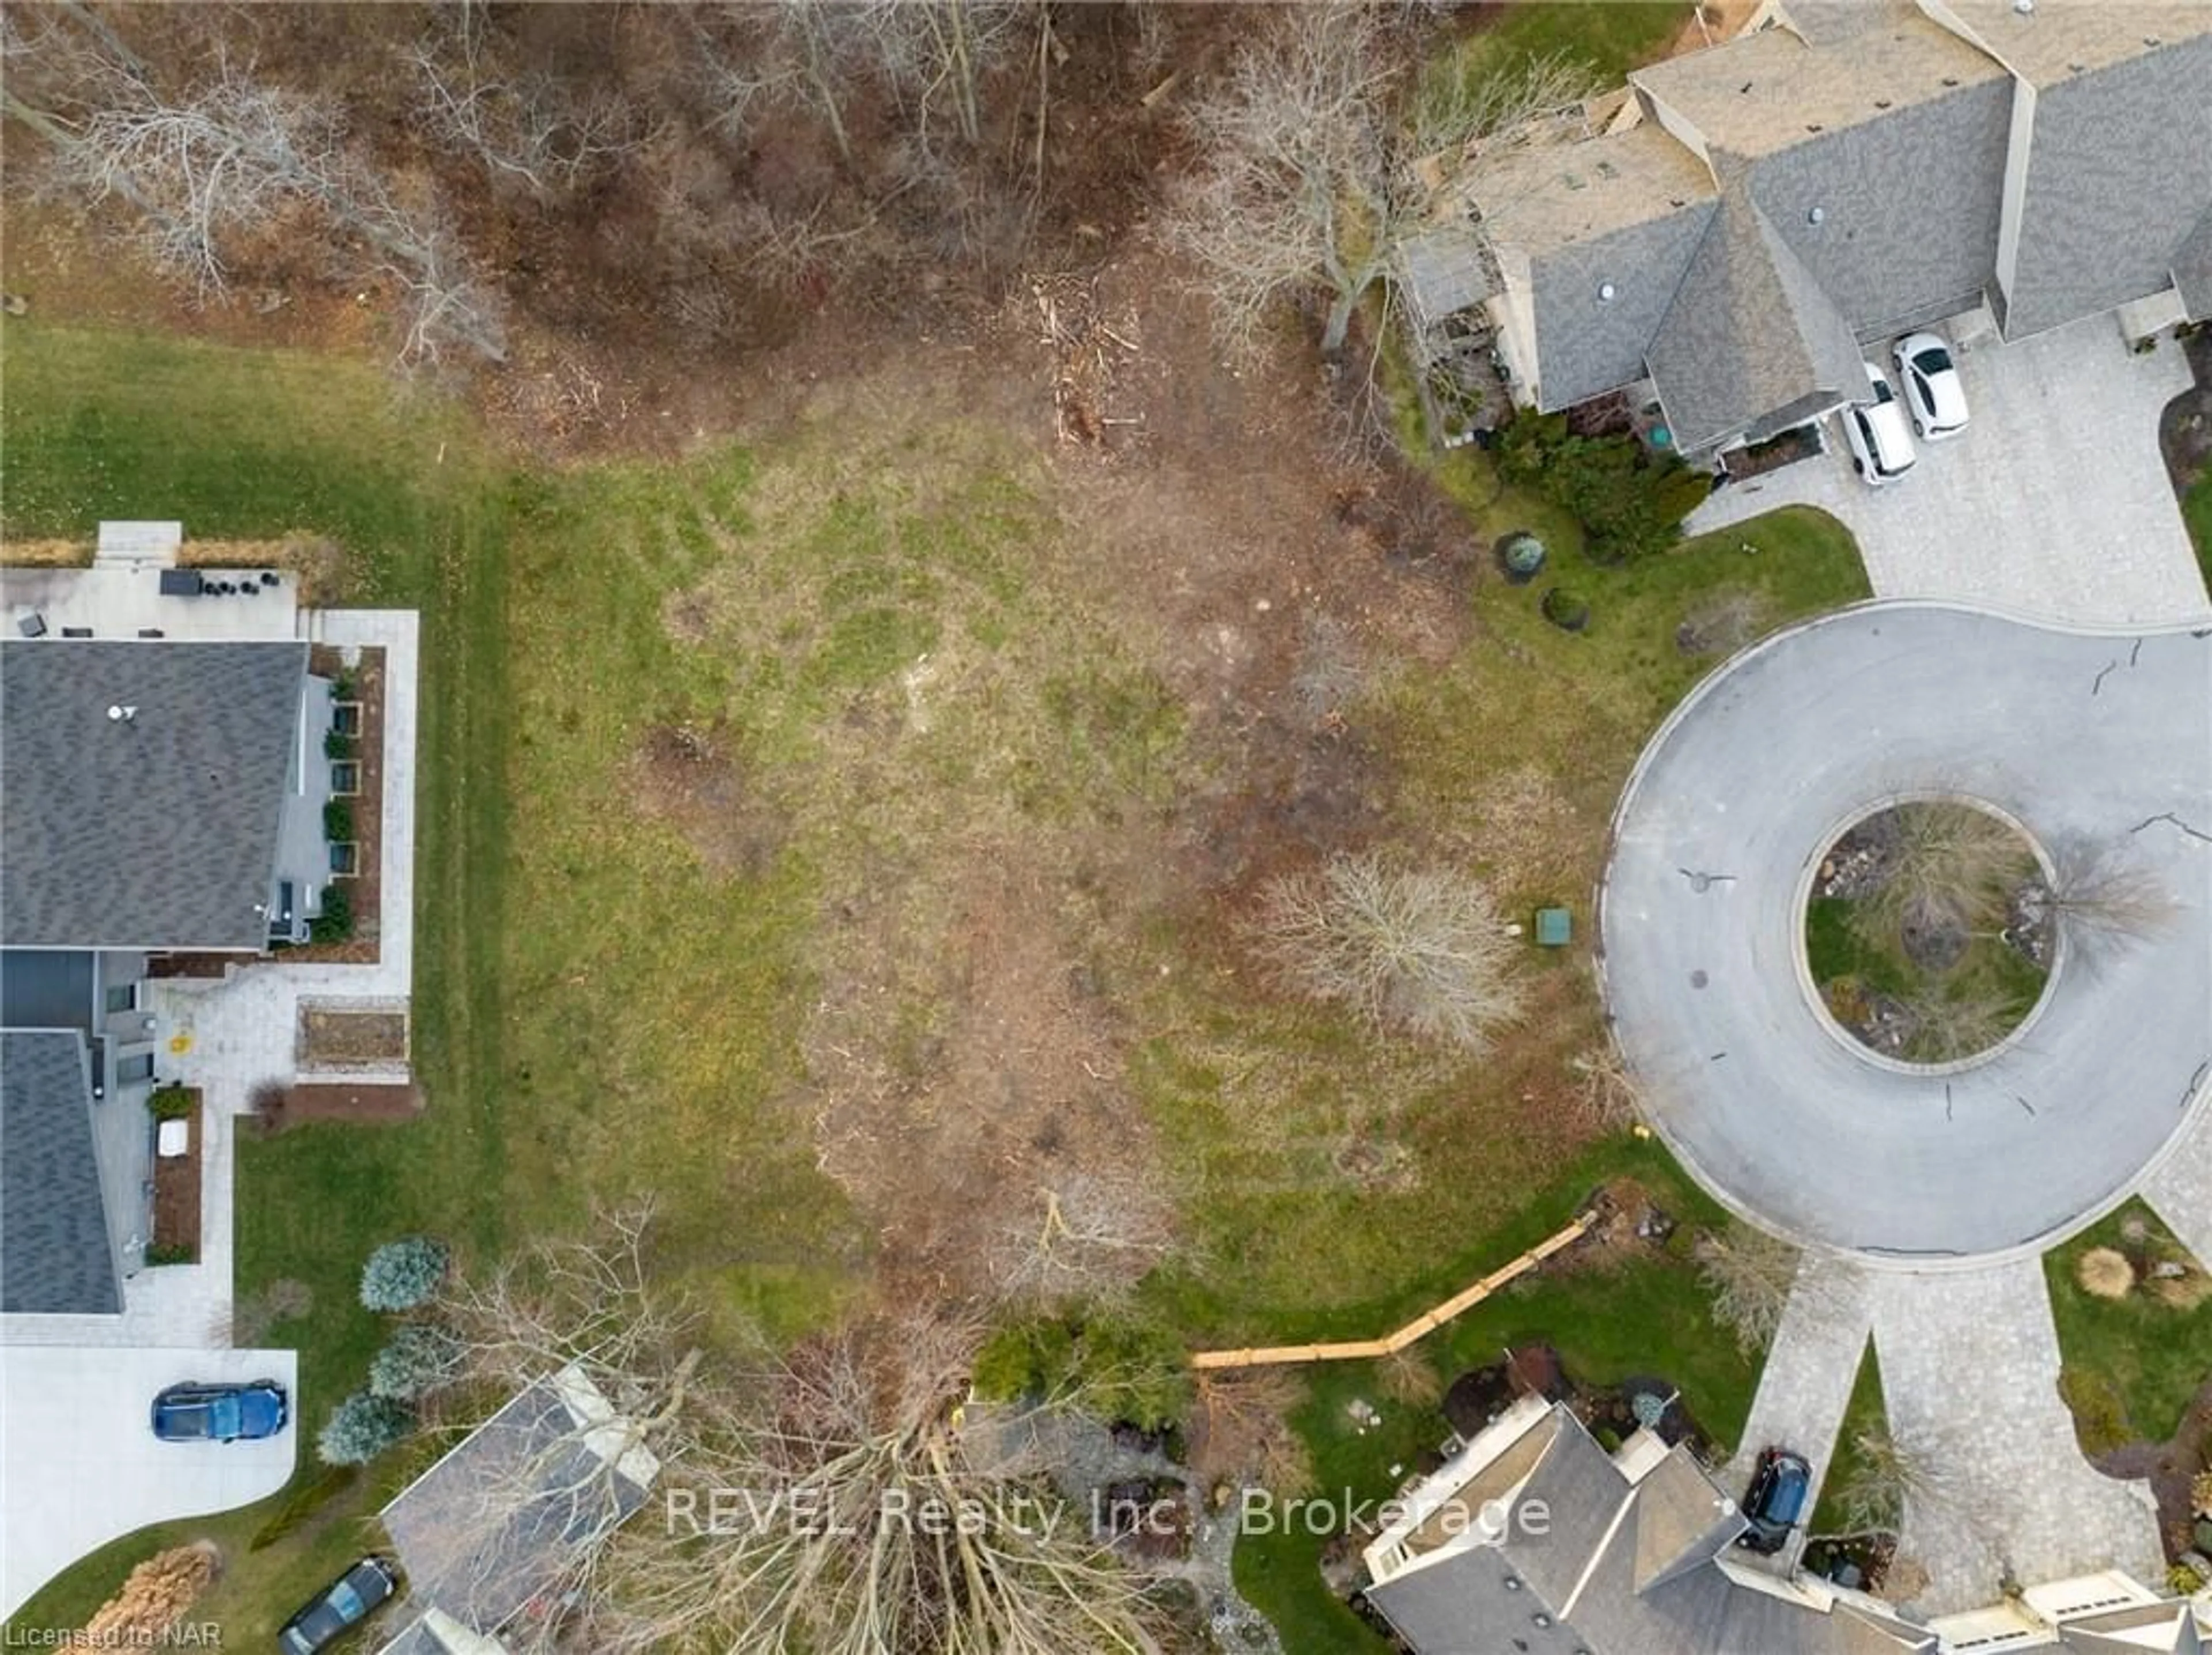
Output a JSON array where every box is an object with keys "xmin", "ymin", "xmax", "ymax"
[
  {"xmin": 1504, "ymin": 1575, "xmax": 1523, "ymax": 1592},
  {"xmin": 107, "ymin": 704, "xmax": 138, "ymax": 723},
  {"xmin": 1808, "ymin": 206, "xmax": 1825, "ymax": 226},
  {"xmin": 2013, "ymin": 0, "xmax": 2033, "ymax": 13},
  {"xmin": 1533, "ymin": 1614, "xmax": 1554, "ymax": 1629},
  {"xmin": 1598, "ymin": 282, "xmax": 1618, "ymax": 302}
]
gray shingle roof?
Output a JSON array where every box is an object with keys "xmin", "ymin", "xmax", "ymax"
[
  {"xmin": 382, "ymin": 1374, "xmax": 653, "ymax": 1640},
  {"xmin": 1997, "ymin": 31, "xmax": 2212, "ymax": 336},
  {"xmin": 1368, "ymin": 1408, "xmax": 1938, "ymax": 1655},
  {"xmin": 0, "ymin": 1030, "xmax": 119, "ymax": 1315},
  {"xmin": 1646, "ymin": 176, "xmax": 1866, "ymax": 451},
  {"xmin": 1632, "ymin": 9, "xmax": 2006, "ymax": 160},
  {"xmin": 1742, "ymin": 73, "xmax": 2014, "ymax": 339},
  {"xmin": 1, "ymin": 640, "xmax": 309, "ymax": 950},
  {"xmin": 1522, "ymin": 204, "xmax": 1717, "ymax": 411}
]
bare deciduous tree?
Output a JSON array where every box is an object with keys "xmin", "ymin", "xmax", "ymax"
[
  {"xmin": 599, "ymin": 1309, "xmax": 1175, "ymax": 1655},
  {"xmin": 1694, "ymin": 1223, "xmax": 1800, "ymax": 1356},
  {"xmin": 1862, "ymin": 801, "xmax": 2026, "ymax": 939},
  {"xmin": 1567, "ymin": 1036, "xmax": 1643, "ymax": 1134},
  {"xmin": 2040, "ymin": 835, "xmax": 2175, "ymax": 959},
  {"xmin": 6, "ymin": 21, "xmax": 505, "ymax": 364},
  {"xmin": 1834, "ymin": 1423, "xmax": 1944, "ymax": 1536},
  {"xmin": 1188, "ymin": 1367, "xmax": 1314, "ymax": 1496},
  {"xmin": 987, "ymin": 1171, "xmax": 1177, "ymax": 1302},
  {"xmin": 1252, "ymin": 853, "xmax": 1528, "ymax": 1053},
  {"xmin": 1163, "ymin": 7, "xmax": 1594, "ymax": 358},
  {"xmin": 408, "ymin": 9, "xmax": 646, "ymax": 203}
]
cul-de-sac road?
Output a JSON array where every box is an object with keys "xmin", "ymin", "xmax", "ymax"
[{"xmin": 1601, "ymin": 603, "xmax": 2212, "ymax": 1263}]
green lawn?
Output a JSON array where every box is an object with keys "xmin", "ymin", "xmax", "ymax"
[
  {"xmin": 1808, "ymin": 1340, "xmax": 1885, "ymax": 1535},
  {"xmin": 2187, "ymin": 468, "xmax": 2212, "ymax": 590},
  {"xmin": 1426, "ymin": 0, "xmax": 1693, "ymax": 100},
  {"xmin": 2046, "ymin": 1199, "xmax": 2212, "ymax": 1450}
]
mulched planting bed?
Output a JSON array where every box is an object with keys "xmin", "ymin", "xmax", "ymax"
[
  {"xmin": 297, "ymin": 1006, "xmax": 410, "ymax": 1066},
  {"xmin": 150, "ymin": 1090, "xmax": 203, "ymax": 1262}
]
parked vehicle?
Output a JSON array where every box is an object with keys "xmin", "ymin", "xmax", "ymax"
[
  {"xmin": 1737, "ymin": 1446, "xmax": 1813, "ymax": 1554},
  {"xmin": 149, "ymin": 1378, "xmax": 287, "ymax": 1442},
  {"xmin": 278, "ymin": 1556, "xmax": 400, "ymax": 1654},
  {"xmin": 1892, "ymin": 333, "xmax": 1969, "ymax": 439},
  {"xmin": 1842, "ymin": 361, "xmax": 1918, "ymax": 485}
]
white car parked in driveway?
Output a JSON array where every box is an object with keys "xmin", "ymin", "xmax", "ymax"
[
  {"xmin": 1842, "ymin": 361, "xmax": 1916, "ymax": 486},
  {"xmin": 1892, "ymin": 333, "xmax": 1969, "ymax": 440}
]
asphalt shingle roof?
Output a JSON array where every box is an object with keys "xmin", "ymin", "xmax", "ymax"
[
  {"xmin": 1646, "ymin": 175, "xmax": 1866, "ymax": 451},
  {"xmin": 1367, "ymin": 1408, "xmax": 1940, "ymax": 1655},
  {"xmin": 1996, "ymin": 30, "xmax": 2212, "ymax": 336},
  {"xmin": 382, "ymin": 1374, "xmax": 652, "ymax": 1642},
  {"xmin": 1, "ymin": 640, "xmax": 308, "ymax": 950},
  {"xmin": 0, "ymin": 1030, "xmax": 119, "ymax": 1315}
]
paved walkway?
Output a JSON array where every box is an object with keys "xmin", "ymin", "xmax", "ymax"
[
  {"xmin": 2142, "ymin": 1094, "xmax": 2212, "ymax": 1274},
  {"xmin": 1725, "ymin": 1258, "xmax": 1876, "ymax": 1566},
  {"xmin": 1601, "ymin": 605, "xmax": 2212, "ymax": 1259},
  {"xmin": 1866, "ymin": 1261, "xmax": 2163, "ymax": 1616},
  {"xmin": 1687, "ymin": 315, "xmax": 2209, "ymax": 627}
]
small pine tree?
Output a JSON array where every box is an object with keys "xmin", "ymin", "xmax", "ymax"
[
  {"xmin": 369, "ymin": 1321, "xmax": 463, "ymax": 1401},
  {"xmin": 360, "ymin": 1236, "xmax": 450, "ymax": 1313},
  {"xmin": 318, "ymin": 1392, "xmax": 413, "ymax": 1466}
]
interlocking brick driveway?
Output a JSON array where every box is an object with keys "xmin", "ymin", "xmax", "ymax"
[{"xmin": 1688, "ymin": 315, "xmax": 2209, "ymax": 627}]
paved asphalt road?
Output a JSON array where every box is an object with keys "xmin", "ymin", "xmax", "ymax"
[{"xmin": 1601, "ymin": 603, "xmax": 2212, "ymax": 1262}]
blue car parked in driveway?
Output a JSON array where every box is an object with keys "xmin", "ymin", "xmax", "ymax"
[
  {"xmin": 1737, "ymin": 1446, "xmax": 1812, "ymax": 1554},
  {"xmin": 150, "ymin": 1378, "xmax": 288, "ymax": 1442}
]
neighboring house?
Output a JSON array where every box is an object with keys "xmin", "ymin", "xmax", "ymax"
[
  {"xmin": 1362, "ymin": 1397, "xmax": 2208, "ymax": 1655},
  {"xmin": 0, "ymin": 632, "xmax": 334, "ymax": 1314},
  {"xmin": 376, "ymin": 1366, "xmax": 660, "ymax": 1655},
  {"xmin": 1404, "ymin": 0, "xmax": 2212, "ymax": 456}
]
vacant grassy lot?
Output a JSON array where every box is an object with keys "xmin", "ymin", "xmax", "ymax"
[
  {"xmin": 3, "ymin": 301, "xmax": 1868, "ymax": 1646},
  {"xmin": 2047, "ymin": 1199, "xmax": 2212, "ymax": 1449}
]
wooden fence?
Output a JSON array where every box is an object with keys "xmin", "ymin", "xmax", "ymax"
[{"xmin": 1188, "ymin": 1214, "xmax": 1594, "ymax": 1370}]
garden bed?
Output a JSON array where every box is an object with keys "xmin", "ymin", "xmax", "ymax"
[
  {"xmin": 148, "ymin": 1087, "xmax": 202, "ymax": 1264},
  {"xmin": 297, "ymin": 1003, "xmax": 410, "ymax": 1069},
  {"xmin": 288, "ymin": 643, "xmax": 385, "ymax": 964},
  {"xmin": 1805, "ymin": 801, "xmax": 2050, "ymax": 1065}
]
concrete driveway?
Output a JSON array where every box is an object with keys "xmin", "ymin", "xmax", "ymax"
[
  {"xmin": 1688, "ymin": 316, "xmax": 2209, "ymax": 627},
  {"xmin": 0, "ymin": 1345, "xmax": 297, "ymax": 1618},
  {"xmin": 1600, "ymin": 603, "xmax": 2212, "ymax": 1260}
]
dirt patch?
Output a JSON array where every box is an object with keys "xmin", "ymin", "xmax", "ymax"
[
  {"xmin": 150, "ymin": 1093, "xmax": 203, "ymax": 1260},
  {"xmin": 0, "ymin": 538, "xmax": 92, "ymax": 566},
  {"xmin": 628, "ymin": 722, "xmax": 786, "ymax": 878},
  {"xmin": 297, "ymin": 1005, "xmax": 410, "ymax": 1067},
  {"xmin": 253, "ymin": 1081, "xmax": 425, "ymax": 1134},
  {"xmin": 804, "ymin": 847, "xmax": 1168, "ymax": 1301}
]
